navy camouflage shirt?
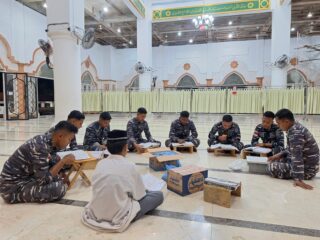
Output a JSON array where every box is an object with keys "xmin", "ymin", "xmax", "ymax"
[
  {"xmin": 83, "ymin": 121, "xmax": 110, "ymax": 150},
  {"xmin": 169, "ymin": 119, "xmax": 198, "ymax": 141}
]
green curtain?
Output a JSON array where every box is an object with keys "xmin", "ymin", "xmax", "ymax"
[
  {"xmin": 82, "ymin": 88, "xmax": 313, "ymax": 114},
  {"xmin": 264, "ymin": 88, "xmax": 305, "ymax": 114},
  {"xmin": 102, "ymin": 91, "xmax": 130, "ymax": 112},
  {"xmin": 82, "ymin": 92, "xmax": 102, "ymax": 112},
  {"xmin": 226, "ymin": 88, "xmax": 263, "ymax": 114},
  {"xmin": 192, "ymin": 89, "xmax": 226, "ymax": 113},
  {"xmin": 157, "ymin": 90, "xmax": 191, "ymax": 112},
  {"xmin": 130, "ymin": 91, "xmax": 158, "ymax": 112},
  {"xmin": 307, "ymin": 87, "xmax": 320, "ymax": 114}
]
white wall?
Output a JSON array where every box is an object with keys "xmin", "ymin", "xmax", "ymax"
[
  {"xmin": 81, "ymin": 44, "xmax": 112, "ymax": 80},
  {"xmin": 113, "ymin": 36, "xmax": 320, "ymax": 88},
  {"xmin": 0, "ymin": 0, "xmax": 47, "ymax": 63}
]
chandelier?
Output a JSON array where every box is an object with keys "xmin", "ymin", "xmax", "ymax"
[{"xmin": 193, "ymin": 15, "xmax": 214, "ymax": 31}]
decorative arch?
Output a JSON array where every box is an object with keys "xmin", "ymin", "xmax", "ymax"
[
  {"xmin": 175, "ymin": 73, "xmax": 199, "ymax": 88},
  {"xmin": 125, "ymin": 75, "xmax": 139, "ymax": 90},
  {"xmin": 287, "ymin": 68, "xmax": 310, "ymax": 86},
  {"xmin": 0, "ymin": 59, "xmax": 5, "ymax": 71},
  {"xmin": 81, "ymin": 71, "xmax": 97, "ymax": 91},
  {"xmin": 221, "ymin": 71, "xmax": 247, "ymax": 86},
  {"xmin": 81, "ymin": 57, "xmax": 99, "ymax": 83}
]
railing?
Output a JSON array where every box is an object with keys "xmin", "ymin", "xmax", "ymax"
[{"xmin": 82, "ymin": 86, "xmax": 320, "ymax": 115}]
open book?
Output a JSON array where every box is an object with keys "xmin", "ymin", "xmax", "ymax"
[
  {"xmin": 210, "ymin": 144, "xmax": 238, "ymax": 151},
  {"xmin": 172, "ymin": 141, "xmax": 194, "ymax": 147},
  {"xmin": 246, "ymin": 156, "xmax": 268, "ymax": 164},
  {"xmin": 57, "ymin": 150, "xmax": 90, "ymax": 161},
  {"xmin": 244, "ymin": 146, "xmax": 272, "ymax": 154},
  {"xmin": 139, "ymin": 142, "xmax": 161, "ymax": 149},
  {"xmin": 141, "ymin": 174, "xmax": 166, "ymax": 191}
]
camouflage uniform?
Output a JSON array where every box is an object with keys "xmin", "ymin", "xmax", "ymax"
[
  {"xmin": 208, "ymin": 122, "xmax": 244, "ymax": 150},
  {"xmin": 268, "ymin": 122, "xmax": 319, "ymax": 180},
  {"xmin": 250, "ymin": 123, "xmax": 285, "ymax": 154},
  {"xmin": 83, "ymin": 121, "xmax": 110, "ymax": 151},
  {"xmin": 127, "ymin": 118, "xmax": 161, "ymax": 151},
  {"xmin": 0, "ymin": 134, "xmax": 66, "ymax": 203},
  {"xmin": 165, "ymin": 119, "xmax": 200, "ymax": 147}
]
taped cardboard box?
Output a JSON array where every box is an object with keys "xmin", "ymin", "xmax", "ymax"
[
  {"xmin": 167, "ymin": 165, "xmax": 208, "ymax": 196},
  {"xmin": 143, "ymin": 147, "xmax": 183, "ymax": 171}
]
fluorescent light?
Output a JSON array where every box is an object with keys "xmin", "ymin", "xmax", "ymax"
[
  {"xmin": 117, "ymin": 28, "xmax": 121, "ymax": 33},
  {"xmin": 307, "ymin": 12, "xmax": 313, "ymax": 18},
  {"xmin": 291, "ymin": 27, "xmax": 295, "ymax": 32},
  {"xmin": 129, "ymin": 40, "xmax": 133, "ymax": 45},
  {"xmin": 43, "ymin": 2, "xmax": 47, "ymax": 8},
  {"xmin": 228, "ymin": 21, "xmax": 232, "ymax": 25},
  {"xmin": 189, "ymin": 39, "xmax": 193, "ymax": 43},
  {"xmin": 228, "ymin": 33, "xmax": 233, "ymax": 38},
  {"xmin": 177, "ymin": 31, "xmax": 182, "ymax": 36},
  {"xmin": 103, "ymin": 7, "xmax": 108, "ymax": 12}
]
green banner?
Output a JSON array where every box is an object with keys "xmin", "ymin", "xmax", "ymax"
[
  {"xmin": 130, "ymin": 0, "xmax": 146, "ymax": 18},
  {"xmin": 153, "ymin": 0, "xmax": 270, "ymax": 21}
]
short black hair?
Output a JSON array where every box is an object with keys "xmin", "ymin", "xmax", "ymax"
[
  {"xmin": 275, "ymin": 109, "xmax": 295, "ymax": 121},
  {"xmin": 67, "ymin": 110, "xmax": 85, "ymax": 120},
  {"xmin": 222, "ymin": 114, "xmax": 233, "ymax": 122},
  {"xmin": 263, "ymin": 111, "xmax": 275, "ymax": 119},
  {"xmin": 107, "ymin": 130, "xmax": 128, "ymax": 154},
  {"xmin": 137, "ymin": 107, "xmax": 147, "ymax": 114},
  {"xmin": 54, "ymin": 121, "xmax": 78, "ymax": 134},
  {"xmin": 180, "ymin": 111, "xmax": 190, "ymax": 118},
  {"xmin": 100, "ymin": 112, "xmax": 112, "ymax": 120}
]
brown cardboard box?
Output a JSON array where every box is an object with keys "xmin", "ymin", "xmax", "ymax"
[
  {"xmin": 143, "ymin": 147, "xmax": 183, "ymax": 171},
  {"xmin": 204, "ymin": 183, "xmax": 241, "ymax": 208},
  {"xmin": 167, "ymin": 165, "xmax": 208, "ymax": 196}
]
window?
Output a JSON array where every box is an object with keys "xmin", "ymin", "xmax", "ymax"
[
  {"xmin": 223, "ymin": 72, "xmax": 246, "ymax": 86},
  {"xmin": 287, "ymin": 69, "xmax": 307, "ymax": 86},
  {"xmin": 126, "ymin": 76, "xmax": 139, "ymax": 90},
  {"xmin": 38, "ymin": 64, "xmax": 54, "ymax": 79},
  {"xmin": 81, "ymin": 72, "xmax": 96, "ymax": 92},
  {"xmin": 177, "ymin": 75, "xmax": 197, "ymax": 89}
]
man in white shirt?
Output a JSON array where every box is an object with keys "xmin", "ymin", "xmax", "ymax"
[{"xmin": 82, "ymin": 130, "xmax": 164, "ymax": 233}]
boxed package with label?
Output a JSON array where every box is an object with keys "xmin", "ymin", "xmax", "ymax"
[
  {"xmin": 143, "ymin": 147, "xmax": 183, "ymax": 171},
  {"xmin": 167, "ymin": 165, "xmax": 208, "ymax": 196}
]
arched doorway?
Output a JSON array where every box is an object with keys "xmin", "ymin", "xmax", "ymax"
[
  {"xmin": 287, "ymin": 69, "xmax": 308, "ymax": 87},
  {"xmin": 37, "ymin": 64, "xmax": 54, "ymax": 115},
  {"xmin": 176, "ymin": 74, "xmax": 198, "ymax": 89},
  {"xmin": 81, "ymin": 71, "xmax": 97, "ymax": 92}
]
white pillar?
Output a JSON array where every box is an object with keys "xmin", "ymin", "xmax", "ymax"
[
  {"xmin": 46, "ymin": 0, "xmax": 84, "ymax": 121},
  {"xmin": 137, "ymin": 1, "xmax": 152, "ymax": 91},
  {"xmin": 270, "ymin": 0, "xmax": 291, "ymax": 87}
]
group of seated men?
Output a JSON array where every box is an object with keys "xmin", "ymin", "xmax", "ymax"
[{"xmin": 0, "ymin": 107, "xmax": 319, "ymax": 232}]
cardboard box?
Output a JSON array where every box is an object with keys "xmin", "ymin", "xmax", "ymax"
[
  {"xmin": 204, "ymin": 182, "xmax": 241, "ymax": 208},
  {"xmin": 143, "ymin": 147, "xmax": 183, "ymax": 171},
  {"xmin": 167, "ymin": 165, "xmax": 208, "ymax": 196}
]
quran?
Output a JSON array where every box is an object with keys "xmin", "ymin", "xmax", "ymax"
[{"xmin": 209, "ymin": 144, "xmax": 238, "ymax": 151}]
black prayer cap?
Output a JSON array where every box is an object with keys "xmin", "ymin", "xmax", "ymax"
[{"xmin": 107, "ymin": 130, "xmax": 128, "ymax": 141}]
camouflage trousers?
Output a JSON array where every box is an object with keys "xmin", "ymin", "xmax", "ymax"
[
  {"xmin": 267, "ymin": 157, "xmax": 319, "ymax": 180},
  {"xmin": 128, "ymin": 139, "xmax": 162, "ymax": 152},
  {"xmin": 208, "ymin": 139, "xmax": 244, "ymax": 151},
  {"xmin": 165, "ymin": 137, "xmax": 200, "ymax": 148},
  {"xmin": 0, "ymin": 179, "xmax": 66, "ymax": 204}
]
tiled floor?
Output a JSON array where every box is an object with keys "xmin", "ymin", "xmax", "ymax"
[{"xmin": 0, "ymin": 113, "xmax": 320, "ymax": 240}]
